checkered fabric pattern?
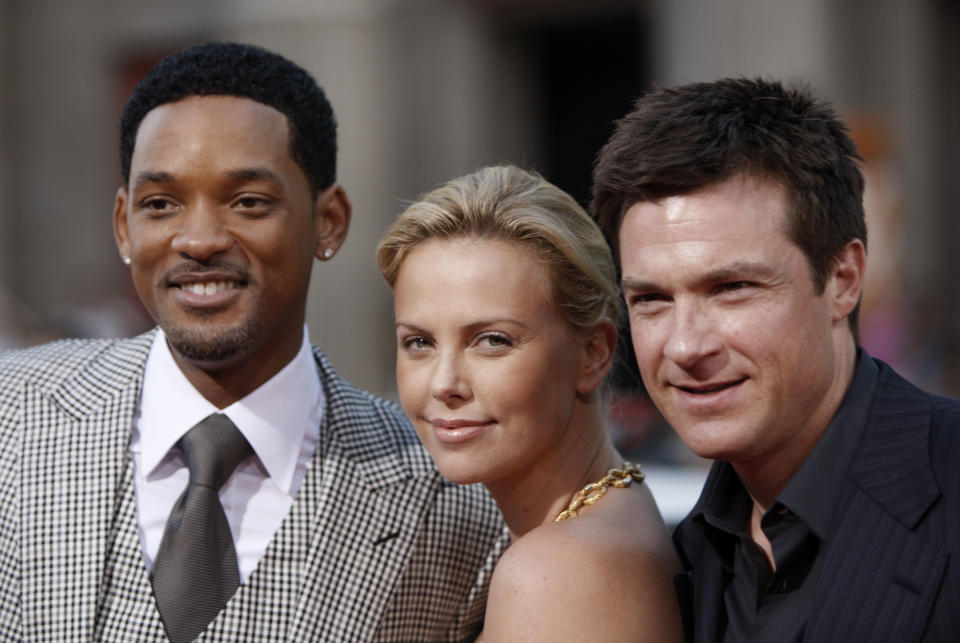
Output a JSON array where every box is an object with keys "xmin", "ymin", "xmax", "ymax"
[{"xmin": 0, "ymin": 330, "xmax": 508, "ymax": 642}]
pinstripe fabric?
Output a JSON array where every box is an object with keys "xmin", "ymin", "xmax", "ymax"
[
  {"xmin": 674, "ymin": 358, "xmax": 960, "ymax": 643},
  {"xmin": 0, "ymin": 330, "xmax": 507, "ymax": 642}
]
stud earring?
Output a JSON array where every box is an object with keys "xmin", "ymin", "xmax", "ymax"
[
  {"xmin": 322, "ymin": 248, "xmax": 334, "ymax": 260},
  {"xmin": 122, "ymin": 256, "xmax": 131, "ymax": 266}
]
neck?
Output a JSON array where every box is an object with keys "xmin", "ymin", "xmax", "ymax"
[{"xmin": 485, "ymin": 401, "xmax": 621, "ymax": 540}]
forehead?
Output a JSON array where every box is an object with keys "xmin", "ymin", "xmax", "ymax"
[
  {"xmin": 130, "ymin": 95, "xmax": 293, "ymax": 175},
  {"xmin": 618, "ymin": 175, "xmax": 793, "ymax": 271},
  {"xmin": 394, "ymin": 237, "xmax": 553, "ymax": 314}
]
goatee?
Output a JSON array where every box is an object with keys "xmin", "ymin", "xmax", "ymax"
[{"xmin": 164, "ymin": 319, "xmax": 263, "ymax": 365}]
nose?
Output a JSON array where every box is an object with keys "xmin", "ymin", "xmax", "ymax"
[
  {"xmin": 170, "ymin": 202, "xmax": 234, "ymax": 262},
  {"xmin": 430, "ymin": 350, "xmax": 472, "ymax": 406},
  {"xmin": 662, "ymin": 300, "xmax": 723, "ymax": 371}
]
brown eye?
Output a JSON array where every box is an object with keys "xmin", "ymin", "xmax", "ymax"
[
  {"xmin": 141, "ymin": 198, "xmax": 177, "ymax": 216},
  {"xmin": 237, "ymin": 197, "xmax": 262, "ymax": 208}
]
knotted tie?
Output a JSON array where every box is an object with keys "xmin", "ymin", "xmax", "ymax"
[{"xmin": 151, "ymin": 413, "xmax": 253, "ymax": 643}]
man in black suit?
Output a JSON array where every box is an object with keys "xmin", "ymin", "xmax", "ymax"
[{"xmin": 591, "ymin": 77, "xmax": 960, "ymax": 641}]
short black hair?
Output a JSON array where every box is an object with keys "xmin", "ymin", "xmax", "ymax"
[
  {"xmin": 592, "ymin": 77, "xmax": 866, "ymax": 331},
  {"xmin": 120, "ymin": 42, "xmax": 337, "ymax": 193}
]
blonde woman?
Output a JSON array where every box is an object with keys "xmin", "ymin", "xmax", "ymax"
[{"xmin": 377, "ymin": 165, "xmax": 683, "ymax": 641}]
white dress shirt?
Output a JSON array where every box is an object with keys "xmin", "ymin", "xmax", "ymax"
[{"xmin": 130, "ymin": 327, "xmax": 324, "ymax": 582}]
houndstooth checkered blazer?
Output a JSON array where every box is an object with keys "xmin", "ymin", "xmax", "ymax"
[{"xmin": 0, "ymin": 329, "xmax": 508, "ymax": 642}]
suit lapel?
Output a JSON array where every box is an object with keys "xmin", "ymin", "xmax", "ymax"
[
  {"xmin": 290, "ymin": 435, "xmax": 440, "ymax": 640},
  {"xmin": 94, "ymin": 457, "xmax": 168, "ymax": 641},
  {"xmin": 19, "ymin": 334, "xmax": 152, "ymax": 641},
  {"xmin": 288, "ymin": 348, "xmax": 441, "ymax": 641},
  {"xmin": 807, "ymin": 363, "xmax": 947, "ymax": 642}
]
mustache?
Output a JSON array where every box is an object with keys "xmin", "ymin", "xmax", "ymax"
[{"xmin": 161, "ymin": 260, "xmax": 254, "ymax": 286}]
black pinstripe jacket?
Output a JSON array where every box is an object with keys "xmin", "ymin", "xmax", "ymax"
[
  {"xmin": 674, "ymin": 358, "xmax": 960, "ymax": 642},
  {"xmin": 0, "ymin": 330, "xmax": 507, "ymax": 642}
]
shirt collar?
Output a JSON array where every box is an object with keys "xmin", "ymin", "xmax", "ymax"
[
  {"xmin": 686, "ymin": 461, "xmax": 746, "ymax": 570},
  {"xmin": 138, "ymin": 327, "xmax": 323, "ymax": 496},
  {"xmin": 778, "ymin": 349, "xmax": 878, "ymax": 539}
]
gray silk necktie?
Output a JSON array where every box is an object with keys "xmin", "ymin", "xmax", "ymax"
[{"xmin": 151, "ymin": 413, "xmax": 253, "ymax": 643}]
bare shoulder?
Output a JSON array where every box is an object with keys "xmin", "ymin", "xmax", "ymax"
[{"xmin": 482, "ymin": 485, "xmax": 684, "ymax": 642}]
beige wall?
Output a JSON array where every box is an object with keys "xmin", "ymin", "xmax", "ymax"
[{"xmin": 0, "ymin": 0, "xmax": 8, "ymax": 288}]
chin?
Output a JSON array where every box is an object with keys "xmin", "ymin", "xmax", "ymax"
[
  {"xmin": 163, "ymin": 319, "xmax": 262, "ymax": 366},
  {"xmin": 431, "ymin": 459, "xmax": 490, "ymax": 486},
  {"xmin": 673, "ymin": 421, "xmax": 753, "ymax": 462}
]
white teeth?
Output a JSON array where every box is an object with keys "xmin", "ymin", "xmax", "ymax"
[{"xmin": 182, "ymin": 281, "xmax": 236, "ymax": 295}]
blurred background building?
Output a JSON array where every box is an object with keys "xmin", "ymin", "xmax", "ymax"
[{"xmin": 1, "ymin": 0, "xmax": 957, "ymax": 522}]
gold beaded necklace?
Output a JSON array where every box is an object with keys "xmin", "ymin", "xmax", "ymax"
[{"xmin": 555, "ymin": 463, "xmax": 645, "ymax": 521}]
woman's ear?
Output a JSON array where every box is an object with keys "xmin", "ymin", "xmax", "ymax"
[{"xmin": 577, "ymin": 318, "xmax": 618, "ymax": 396}]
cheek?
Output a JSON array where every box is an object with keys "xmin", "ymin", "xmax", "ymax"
[
  {"xmin": 628, "ymin": 319, "xmax": 663, "ymax": 372},
  {"xmin": 127, "ymin": 212, "xmax": 178, "ymax": 245},
  {"xmin": 130, "ymin": 266, "xmax": 154, "ymax": 291},
  {"xmin": 395, "ymin": 360, "xmax": 425, "ymax": 414},
  {"xmin": 512, "ymin": 354, "xmax": 576, "ymax": 416},
  {"xmin": 729, "ymin": 303, "xmax": 813, "ymax": 358},
  {"xmin": 238, "ymin": 233, "xmax": 282, "ymax": 264},
  {"xmin": 128, "ymin": 268, "xmax": 156, "ymax": 308}
]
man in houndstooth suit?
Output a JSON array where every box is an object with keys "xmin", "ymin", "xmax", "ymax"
[{"xmin": 0, "ymin": 43, "xmax": 506, "ymax": 642}]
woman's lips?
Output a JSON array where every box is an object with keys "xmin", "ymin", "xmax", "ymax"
[{"xmin": 428, "ymin": 418, "xmax": 496, "ymax": 444}]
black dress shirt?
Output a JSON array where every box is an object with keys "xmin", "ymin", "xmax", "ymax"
[{"xmin": 689, "ymin": 351, "xmax": 879, "ymax": 642}]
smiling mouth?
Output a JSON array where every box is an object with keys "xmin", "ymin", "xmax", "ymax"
[
  {"xmin": 676, "ymin": 378, "xmax": 746, "ymax": 394},
  {"xmin": 178, "ymin": 281, "xmax": 240, "ymax": 295}
]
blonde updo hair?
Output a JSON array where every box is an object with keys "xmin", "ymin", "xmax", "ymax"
[{"xmin": 376, "ymin": 165, "xmax": 621, "ymax": 332}]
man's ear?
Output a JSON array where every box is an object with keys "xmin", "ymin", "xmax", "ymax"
[
  {"xmin": 828, "ymin": 239, "xmax": 866, "ymax": 324},
  {"xmin": 314, "ymin": 184, "xmax": 352, "ymax": 260},
  {"xmin": 113, "ymin": 187, "xmax": 131, "ymax": 261},
  {"xmin": 577, "ymin": 318, "xmax": 618, "ymax": 396}
]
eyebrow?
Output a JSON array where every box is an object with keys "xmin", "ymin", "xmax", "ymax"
[
  {"xmin": 132, "ymin": 171, "xmax": 176, "ymax": 189},
  {"xmin": 395, "ymin": 318, "xmax": 531, "ymax": 333},
  {"xmin": 620, "ymin": 277, "xmax": 657, "ymax": 293},
  {"xmin": 395, "ymin": 321, "xmax": 429, "ymax": 334},
  {"xmin": 700, "ymin": 261, "xmax": 779, "ymax": 283},
  {"xmin": 621, "ymin": 261, "xmax": 779, "ymax": 292},
  {"xmin": 226, "ymin": 167, "xmax": 284, "ymax": 184},
  {"xmin": 131, "ymin": 167, "xmax": 284, "ymax": 190}
]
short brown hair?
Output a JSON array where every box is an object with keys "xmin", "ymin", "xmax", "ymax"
[{"xmin": 591, "ymin": 77, "xmax": 866, "ymax": 330}]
